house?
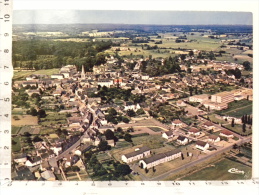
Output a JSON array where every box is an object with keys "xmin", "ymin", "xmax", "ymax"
[
  {"xmin": 176, "ymin": 100, "xmax": 187, "ymax": 107},
  {"xmin": 13, "ymin": 153, "xmax": 27, "ymax": 163},
  {"xmin": 138, "ymin": 149, "xmax": 181, "ymax": 169},
  {"xmin": 171, "ymin": 119, "xmax": 183, "ymax": 128},
  {"xmin": 124, "ymin": 102, "xmax": 141, "ymax": 111},
  {"xmin": 162, "ymin": 130, "xmax": 174, "ymax": 140},
  {"xmin": 67, "ymin": 117, "xmax": 82, "ymax": 128},
  {"xmin": 51, "ymin": 74, "xmax": 64, "ymax": 80},
  {"xmin": 203, "ymin": 121, "xmax": 215, "ymax": 130},
  {"xmin": 25, "ymin": 156, "xmax": 42, "ymax": 167},
  {"xmin": 189, "ymin": 94, "xmax": 209, "ymax": 103},
  {"xmin": 219, "ymin": 130, "xmax": 234, "ymax": 138},
  {"xmin": 196, "ymin": 141, "xmax": 210, "ymax": 151},
  {"xmin": 121, "ymin": 146, "xmax": 151, "ymax": 164},
  {"xmin": 188, "ymin": 127, "xmax": 201, "ymax": 136},
  {"xmin": 177, "ymin": 136, "xmax": 189, "ymax": 145},
  {"xmin": 27, "ymin": 89, "xmax": 40, "ymax": 96},
  {"xmin": 208, "ymin": 135, "xmax": 220, "ymax": 143},
  {"xmin": 107, "ymin": 139, "xmax": 116, "ymax": 147},
  {"xmin": 203, "ymin": 101, "xmax": 228, "ymax": 111},
  {"xmin": 211, "ymin": 91, "xmax": 234, "ymax": 104},
  {"xmin": 97, "ymin": 79, "xmax": 114, "ymax": 87},
  {"xmin": 41, "ymin": 170, "xmax": 56, "ymax": 181}
]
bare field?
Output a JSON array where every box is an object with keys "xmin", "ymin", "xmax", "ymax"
[{"xmin": 12, "ymin": 115, "xmax": 38, "ymax": 126}]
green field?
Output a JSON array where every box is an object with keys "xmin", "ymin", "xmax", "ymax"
[
  {"xmin": 12, "ymin": 137, "xmax": 21, "ymax": 153},
  {"xmin": 224, "ymin": 124, "xmax": 252, "ymax": 136},
  {"xmin": 132, "ymin": 134, "xmax": 164, "ymax": 149},
  {"xmin": 216, "ymin": 100, "xmax": 252, "ymax": 118},
  {"xmin": 181, "ymin": 158, "xmax": 252, "ymax": 180},
  {"xmin": 205, "ymin": 114, "xmax": 227, "ymax": 124},
  {"xmin": 11, "ymin": 126, "xmax": 21, "ymax": 135},
  {"xmin": 13, "ymin": 69, "xmax": 59, "ymax": 80}
]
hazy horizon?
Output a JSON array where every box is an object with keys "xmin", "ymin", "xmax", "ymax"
[{"xmin": 13, "ymin": 10, "xmax": 253, "ymax": 25}]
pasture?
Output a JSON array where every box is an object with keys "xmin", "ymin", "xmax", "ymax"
[
  {"xmin": 13, "ymin": 68, "xmax": 59, "ymax": 80},
  {"xmin": 180, "ymin": 158, "xmax": 252, "ymax": 180}
]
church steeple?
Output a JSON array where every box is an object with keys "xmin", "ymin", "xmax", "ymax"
[{"xmin": 81, "ymin": 65, "xmax": 85, "ymax": 79}]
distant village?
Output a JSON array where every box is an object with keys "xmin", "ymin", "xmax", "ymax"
[{"xmin": 12, "ymin": 49, "xmax": 253, "ymax": 181}]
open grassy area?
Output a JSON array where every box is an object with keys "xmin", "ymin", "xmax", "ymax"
[
  {"xmin": 216, "ymin": 100, "xmax": 252, "ymax": 118},
  {"xmin": 205, "ymin": 114, "xmax": 227, "ymax": 125},
  {"xmin": 13, "ymin": 68, "xmax": 59, "ymax": 80},
  {"xmin": 180, "ymin": 158, "xmax": 252, "ymax": 180},
  {"xmin": 40, "ymin": 113, "xmax": 67, "ymax": 126},
  {"xmin": 132, "ymin": 135, "xmax": 165, "ymax": 149},
  {"xmin": 12, "ymin": 137, "xmax": 21, "ymax": 153},
  {"xmin": 11, "ymin": 126, "xmax": 21, "ymax": 135},
  {"xmin": 224, "ymin": 124, "xmax": 252, "ymax": 136},
  {"xmin": 96, "ymin": 152, "xmax": 112, "ymax": 163}
]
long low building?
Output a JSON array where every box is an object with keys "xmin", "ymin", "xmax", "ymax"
[
  {"xmin": 139, "ymin": 149, "xmax": 182, "ymax": 169},
  {"xmin": 121, "ymin": 146, "xmax": 151, "ymax": 164}
]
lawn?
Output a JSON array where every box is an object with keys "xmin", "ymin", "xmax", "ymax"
[
  {"xmin": 13, "ymin": 69, "xmax": 59, "ymax": 80},
  {"xmin": 132, "ymin": 135, "xmax": 165, "ymax": 149},
  {"xmin": 205, "ymin": 114, "xmax": 227, "ymax": 125},
  {"xmin": 216, "ymin": 100, "xmax": 252, "ymax": 118},
  {"xmin": 11, "ymin": 126, "xmax": 21, "ymax": 135},
  {"xmin": 12, "ymin": 137, "xmax": 21, "ymax": 153},
  {"xmin": 180, "ymin": 158, "xmax": 252, "ymax": 180},
  {"xmin": 96, "ymin": 152, "xmax": 112, "ymax": 163},
  {"xmin": 224, "ymin": 124, "xmax": 252, "ymax": 136}
]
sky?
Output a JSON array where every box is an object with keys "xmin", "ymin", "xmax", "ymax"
[{"xmin": 13, "ymin": 10, "xmax": 252, "ymax": 25}]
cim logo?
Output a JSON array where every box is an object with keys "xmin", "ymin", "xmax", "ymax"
[{"xmin": 228, "ymin": 168, "xmax": 245, "ymax": 174}]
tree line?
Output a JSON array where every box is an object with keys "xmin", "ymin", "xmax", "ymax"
[{"xmin": 13, "ymin": 40, "xmax": 113, "ymax": 71}]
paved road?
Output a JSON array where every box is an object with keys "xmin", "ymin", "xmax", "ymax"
[
  {"xmin": 149, "ymin": 136, "xmax": 251, "ymax": 181},
  {"xmin": 56, "ymin": 113, "xmax": 93, "ymax": 161}
]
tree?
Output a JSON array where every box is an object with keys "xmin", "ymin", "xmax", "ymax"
[
  {"xmin": 242, "ymin": 61, "xmax": 251, "ymax": 71},
  {"xmin": 242, "ymin": 123, "xmax": 246, "ymax": 133},
  {"xmin": 231, "ymin": 118, "xmax": 235, "ymax": 127},
  {"xmin": 30, "ymin": 107, "xmax": 38, "ymax": 116},
  {"xmin": 122, "ymin": 117, "xmax": 130, "ymax": 123},
  {"xmin": 124, "ymin": 133, "xmax": 132, "ymax": 142},
  {"xmin": 98, "ymin": 141, "xmax": 110, "ymax": 151},
  {"xmin": 126, "ymin": 109, "xmax": 136, "ymax": 117},
  {"xmin": 145, "ymin": 167, "xmax": 149, "ymax": 173},
  {"xmin": 32, "ymin": 136, "xmax": 43, "ymax": 142},
  {"xmin": 153, "ymin": 166, "xmax": 156, "ymax": 173},
  {"xmin": 23, "ymin": 132, "xmax": 31, "ymax": 137},
  {"xmin": 104, "ymin": 129, "xmax": 115, "ymax": 140},
  {"xmin": 136, "ymin": 109, "xmax": 145, "ymax": 115},
  {"xmin": 116, "ymin": 127, "xmax": 123, "ymax": 132},
  {"xmin": 38, "ymin": 109, "xmax": 46, "ymax": 118},
  {"xmin": 115, "ymin": 164, "xmax": 131, "ymax": 176},
  {"xmin": 71, "ymin": 166, "xmax": 80, "ymax": 173},
  {"xmin": 12, "ymin": 140, "xmax": 17, "ymax": 145},
  {"xmin": 108, "ymin": 108, "xmax": 117, "ymax": 116}
]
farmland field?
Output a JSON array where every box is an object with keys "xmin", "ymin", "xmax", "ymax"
[
  {"xmin": 13, "ymin": 68, "xmax": 59, "ymax": 80},
  {"xmin": 12, "ymin": 115, "xmax": 38, "ymax": 126},
  {"xmin": 180, "ymin": 158, "xmax": 252, "ymax": 180}
]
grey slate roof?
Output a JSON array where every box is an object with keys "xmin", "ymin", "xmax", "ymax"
[{"xmin": 124, "ymin": 146, "xmax": 150, "ymax": 158}]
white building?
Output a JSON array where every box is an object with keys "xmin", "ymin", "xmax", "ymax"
[{"xmin": 121, "ymin": 146, "xmax": 151, "ymax": 164}]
